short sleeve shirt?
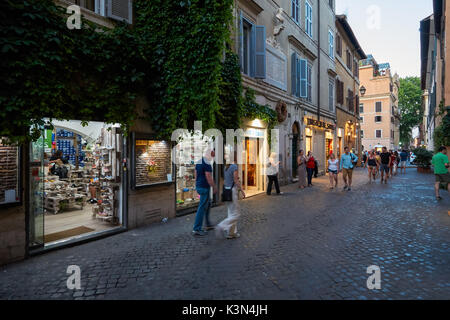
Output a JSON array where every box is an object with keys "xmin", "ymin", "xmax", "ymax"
[
  {"xmin": 400, "ymin": 152, "xmax": 408, "ymax": 161},
  {"xmin": 195, "ymin": 158, "xmax": 213, "ymax": 189},
  {"xmin": 224, "ymin": 164, "xmax": 238, "ymax": 188},
  {"xmin": 380, "ymin": 152, "xmax": 390, "ymax": 165},
  {"xmin": 432, "ymin": 152, "xmax": 449, "ymax": 175}
]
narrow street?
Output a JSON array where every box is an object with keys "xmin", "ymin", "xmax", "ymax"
[{"xmin": 0, "ymin": 168, "xmax": 449, "ymax": 300}]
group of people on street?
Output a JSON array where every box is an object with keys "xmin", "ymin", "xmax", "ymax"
[
  {"xmin": 191, "ymin": 145, "xmax": 449, "ymax": 239},
  {"xmin": 362, "ymin": 147, "xmax": 409, "ymax": 183},
  {"xmin": 296, "ymin": 150, "xmax": 319, "ymax": 189},
  {"xmin": 297, "ymin": 147, "xmax": 358, "ymax": 191}
]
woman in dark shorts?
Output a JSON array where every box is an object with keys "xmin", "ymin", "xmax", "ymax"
[{"xmin": 366, "ymin": 151, "xmax": 379, "ymax": 182}]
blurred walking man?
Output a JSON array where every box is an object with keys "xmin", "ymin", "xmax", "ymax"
[{"xmin": 192, "ymin": 149, "xmax": 217, "ymax": 236}]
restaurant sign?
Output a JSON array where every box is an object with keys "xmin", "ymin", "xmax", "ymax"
[{"xmin": 307, "ymin": 118, "xmax": 335, "ymax": 130}]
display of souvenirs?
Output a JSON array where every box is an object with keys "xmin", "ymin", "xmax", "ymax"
[{"xmin": 41, "ymin": 126, "xmax": 121, "ymax": 225}]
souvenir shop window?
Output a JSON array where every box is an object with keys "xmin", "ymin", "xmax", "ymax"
[
  {"xmin": 131, "ymin": 133, "xmax": 173, "ymax": 189},
  {"xmin": 0, "ymin": 139, "xmax": 21, "ymax": 206}
]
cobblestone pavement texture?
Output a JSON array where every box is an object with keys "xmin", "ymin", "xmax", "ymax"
[{"xmin": 0, "ymin": 168, "xmax": 449, "ymax": 300}]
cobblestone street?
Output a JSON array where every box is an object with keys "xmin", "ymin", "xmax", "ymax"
[{"xmin": 0, "ymin": 168, "xmax": 449, "ymax": 300}]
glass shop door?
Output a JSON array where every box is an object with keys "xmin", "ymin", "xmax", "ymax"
[{"xmin": 28, "ymin": 127, "xmax": 45, "ymax": 249}]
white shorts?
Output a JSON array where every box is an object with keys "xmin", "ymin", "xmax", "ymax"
[{"xmin": 400, "ymin": 161, "xmax": 406, "ymax": 168}]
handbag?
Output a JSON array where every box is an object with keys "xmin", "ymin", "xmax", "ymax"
[{"xmin": 222, "ymin": 182, "xmax": 234, "ymax": 202}]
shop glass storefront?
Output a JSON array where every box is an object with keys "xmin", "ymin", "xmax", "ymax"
[
  {"xmin": 28, "ymin": 120, "xmax": 126, "ymax": 250},
  {"xmin": 173, "ymin": 133, "xmax": 217, "ymax": 215}
]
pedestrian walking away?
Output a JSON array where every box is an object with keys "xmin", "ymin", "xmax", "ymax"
[
  {"xmin": 379, "ymin": 147, "xmax": 391, "ymax": 184},
  {"xmin": 297, "ymin": 150, "xmax": 307, "ymax": 189},
  {"xmin": 216, "ymin": 151, "xmax": 246, "ymax": 239},
  {"xmin": 266, "ymin": 152, "xmax": 283, "ymax": 195},
  {"xmin": 366, "ymin": 151, "xmax": 379, "ymax": 183},
  {"xmin": 400, "ymin": 149, "xmax": 408, "ymax": 174},
  {"xmin": 192, "ymin": 148, "xmax": 218, "ymax": 236},
  {"xmin": 327, "ymin": 153, "xmax": 339, "ymax": 189},
  {"xmin": 306, "ymin": 151, "xmax": 316, "ymax": 187},
  {"xmin": 431, "ymin": 146, "xmax": 450, "ymax": 200},
  {"xmin": 340, "ymin": 147, "xmax": 358, "ymax": 191}
]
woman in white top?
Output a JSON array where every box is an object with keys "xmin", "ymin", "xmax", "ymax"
[{"xmin": 327, "ymin": 153, "xmax": 340, "ymax": 189}]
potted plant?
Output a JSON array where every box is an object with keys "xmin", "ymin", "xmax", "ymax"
[{"xmin": 412, "ymin": 147, "xmax": 433, "ymax": 173}]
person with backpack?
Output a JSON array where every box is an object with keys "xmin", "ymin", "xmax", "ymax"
[
  {"xmin": 216, "ymin": 150, "xmax": 246, "ymax": 239},
  {"xmin": 340, "ymin": 146, "xmax": 358, "ymax": 191}
]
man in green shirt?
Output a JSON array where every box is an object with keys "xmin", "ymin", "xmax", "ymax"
[{"xmin": 432, "ymin": 146, "xmax": 450, "ymax": 200}]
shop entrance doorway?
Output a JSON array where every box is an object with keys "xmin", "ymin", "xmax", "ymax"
[
  {"xmin": 241, "ymin": 133, "xmax": 265, "ymax": 198},
  {"xmin": 28, "ymin": 120, "xmax": 125, "ymax": 249}
]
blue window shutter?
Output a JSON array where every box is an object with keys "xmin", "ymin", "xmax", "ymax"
[
  {"xmin": 296, "ymin": 57, "xmax": 301, "ymax": 96},
  {"xmin": 254, "ymin": 25, "xmax": 266, "ymax": 79},
  {"xmin": 300, "ymin": 58, "xmax": 307, "ymax": 98},
  {"xmin": 250, "ymin": 23, "xmax": 256, "ymax": 77},
  {"xmin": 291, "ymin": 52, "xmax": 298, "ymax": 96},
  {"xmin": 239, "ymin": 11, "xmax": 244, "ymax": 71}
]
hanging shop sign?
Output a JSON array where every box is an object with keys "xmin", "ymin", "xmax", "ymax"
[
  {"xmin": 245, "ymin": 128, "xmax": 265, "ymax": 138},
  {"xmin": 306, "ymin": 118, "xmax": 335, "ymax": 130}
]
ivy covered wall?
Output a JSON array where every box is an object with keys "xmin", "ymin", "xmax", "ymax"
[
  {"xmin": 0, "ymin": 0, "xmax": 276, "ymax": 145},
  {"xmin": 0, "ymin": 0, "xmax": 235, "ymax": 143}
]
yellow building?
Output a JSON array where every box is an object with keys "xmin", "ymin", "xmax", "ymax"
[{"xmin": 359, "ymin": 55, "xmax": 400, "ymax": 151}]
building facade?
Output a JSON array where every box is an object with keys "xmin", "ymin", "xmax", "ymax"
[
  {"xmin": 234, "ymin": 0, "xmax": 337, "ymax": 187},
  {"xmin": 359, "ymin": 55, "xmax": 400, "ymax": 151},
  {"xmin": 0, "ymin": 0, "xmax": 180, "ymax": 266},
  {"xmin": 334, "ymin": 15, "xmax": 366, "ymax": 162},
  {"xmin": 420, "ymin": 0, "xmax": 450, "ymax": 152}
]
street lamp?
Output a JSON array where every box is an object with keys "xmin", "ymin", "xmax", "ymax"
[{"xmin": 360, "ymin": 86, "xmax": 366, "ymax": 96}]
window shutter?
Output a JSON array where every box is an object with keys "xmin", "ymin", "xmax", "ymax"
[
  {"xmin": 250, "ymin": 25, "xmax": 256, "ymax": 77},
  {"xmin": 254, "ymin": 25, "xmax": 266, "ymax": 79},
  {"xmin": 300, "ymin": 58, "xmax": 307, "ymax": 98},
  {"xmin": 106, "ymin": 0, "xmax": 132, "ymax": 24},
  {"xmin": 296, "ymin": 56, "xmax": 301, "ymax": 96},
  {"xmin": 239, "ymin": 11, "xmax": 244, "ymax": 71},
  {"xmin": 291, "ymin": 52, "xmax": 298, "ymax": 96},
  {"xmin": 335, "ymin": 79, "xmax": 339, "ymax": 103}
]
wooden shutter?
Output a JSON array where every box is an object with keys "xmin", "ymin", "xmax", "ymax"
[
  {"xmin": 291, "ymin": 52, "xmax": 298, "ymax": 96},
  {"xmin": 335, "ymin": 79, "xmax": 339, "ymax": 104},
  {"xmin": 254, "ymin": 26, "xmax": 266, "ymax": 79},
  {"xmin": 107, "ymin": 0, "xmax": 132, "ymax": 24},
  {"xmin": 300, "ymin": 59, "xmax": 307, "ymax": 98}
]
